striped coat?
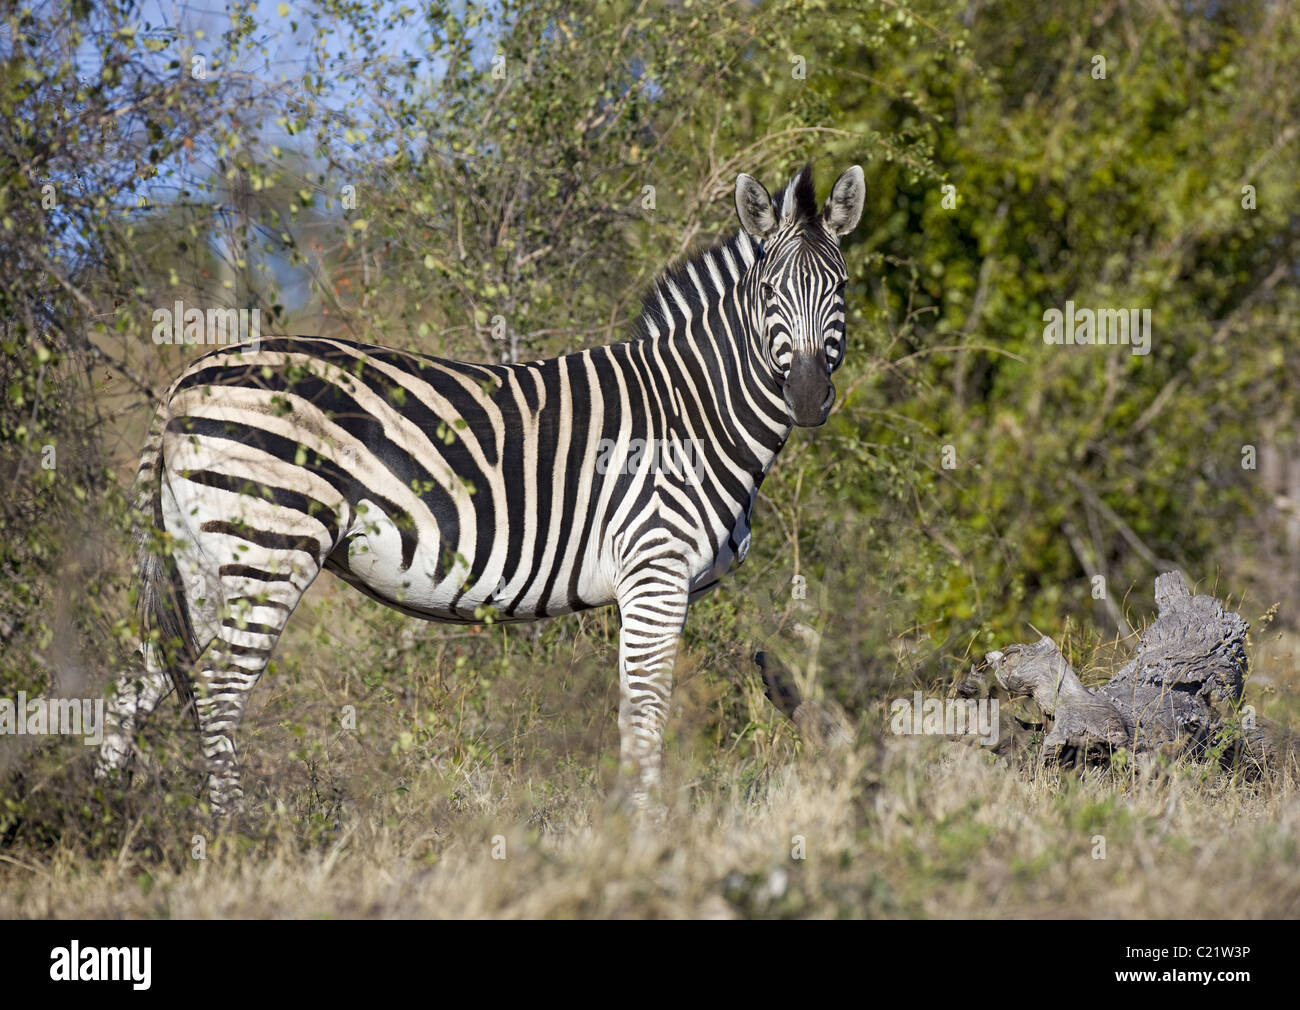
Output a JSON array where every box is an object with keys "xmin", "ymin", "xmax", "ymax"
[{"xmin": 97, "ymin": 163, "xmax": 865, "ymax": 813}]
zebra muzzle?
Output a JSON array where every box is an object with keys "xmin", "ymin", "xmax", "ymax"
[{"xmin": 783, "ymin": 352, "xmax": 835, "ymax": 427}]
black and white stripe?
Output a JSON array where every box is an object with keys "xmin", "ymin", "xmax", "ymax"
[{"xmin": 97, "ymin": 163, "xmax": 866, "ymax": 813}]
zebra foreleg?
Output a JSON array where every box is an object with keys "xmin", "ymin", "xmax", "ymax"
[{"xmin": 615, "ymin": 565, "xmax": 690, "ymax": 815}]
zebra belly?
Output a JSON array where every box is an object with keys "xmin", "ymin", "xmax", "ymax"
[{"xmin": 330, "ymin": 498, "xmax": 610, "ymax": 623}]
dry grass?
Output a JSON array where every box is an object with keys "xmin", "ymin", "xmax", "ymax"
[
  {"xmin": 2, "ymin": 738, "xmax": 1298, "ymax": 919},
  {"xmin": 3, "ymin": 579, "xmax": 1298, "ymax": 919}
]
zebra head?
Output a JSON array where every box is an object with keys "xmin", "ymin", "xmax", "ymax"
[{"xmin": 734, "ymin": 163, "xmax": 865, "ymax": 426}]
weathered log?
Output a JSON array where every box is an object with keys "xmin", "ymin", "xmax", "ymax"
[
  {"xmin": 1234, "ymin": 719, "xmax": 1300, "ymax": 775},
  {"xmin": 754, "ymin": 571, "xmax": 1297, "ymax": 775},
  {"xmin": 986, "ymin": 636, "xmax": 1131, "ymax": 760},
  {"xmin": 985, "ymin": 570, "xmax": 1296, "ymax": 773}
]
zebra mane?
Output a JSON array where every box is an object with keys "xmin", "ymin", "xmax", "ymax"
[
  {"xmin": 632, "ymin": 166, "xmax": 823, "ymax": 343},
  {"xmin": 631, "ymin": 230, "xmax": 761, "ymax": 342},
  {"xmin": 780, "ymin": 163, "xmax": 818, "ymax": 223}
]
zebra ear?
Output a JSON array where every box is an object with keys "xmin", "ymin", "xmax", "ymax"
[
  {"xmin": 735, "ymin": 173, "xmax": 777, "ymax": 239},
  {"xmin": 823, "ymin": 165, "xmax": 865, "ymax": 237}
]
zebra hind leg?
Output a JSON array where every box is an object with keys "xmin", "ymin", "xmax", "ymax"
[
  {"xmin": 96, "ymin": 653, "xmax": 176, "ymax": 779},
  {"xmin": 194, "ymin": 561, "xmax": 317, "ymax": 816}
]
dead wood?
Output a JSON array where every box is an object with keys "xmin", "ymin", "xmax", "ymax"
[
  {"xmin": 754, "ymin": 571, "xmax": 1298, "ymax": 776},
  {"xmin": 985, "ymin": 571, "xmax": 1296, "ymax": 773}
]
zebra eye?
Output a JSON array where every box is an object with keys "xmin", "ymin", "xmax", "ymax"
[
  {"xmin": 760, "ymin": 282, "xmax": 775, "ymax": 303},
  {"xmin": 771, "ymin": 335, "xmax": 794, "ymax": 372}
]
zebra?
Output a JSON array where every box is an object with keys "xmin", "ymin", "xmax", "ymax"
[{"xmin": 96, "ymin": 163, "xmax": 865, "ymax": 815}]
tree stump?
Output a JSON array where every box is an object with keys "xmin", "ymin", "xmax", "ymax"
[
  {"xmin": 755, "ymin": 571, "xmax": 1298, "ymax": 776},
  {"xmin": 986, "ymin": 571, "xmax": 1295, "ymax": 773}
]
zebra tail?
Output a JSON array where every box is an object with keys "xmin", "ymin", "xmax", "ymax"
[{"xmin": 133, "ymin": 409, "xmax": 201, "ymax": 730}]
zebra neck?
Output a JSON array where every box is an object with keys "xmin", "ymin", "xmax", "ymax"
[{"xmin": 634, "ymin": 232, "xmax": 792, "ymax": 474}]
